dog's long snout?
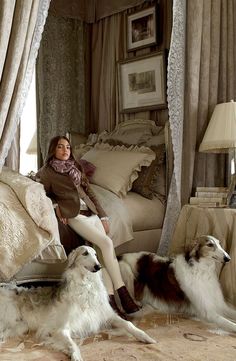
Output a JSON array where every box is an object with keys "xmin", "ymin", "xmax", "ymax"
[
  {"xmin": 93, "ymin": 263, "xmax": 101, "ymax": 272},
  {"xmin": 224, "ymin": 254, "xmax": 231, "ymax": 263}
]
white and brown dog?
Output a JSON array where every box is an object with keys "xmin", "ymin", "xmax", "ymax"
[
  {"xmin": 0, "ymin": 246, "xmax": 155, "ymax": 361},
  {"xmin": 118, "ymin": 235, "xmax": 236, "ymax": 332}
]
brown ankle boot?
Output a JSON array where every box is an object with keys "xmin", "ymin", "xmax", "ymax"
[
  {"xmin": 117, "ymin": 286, "xmax": 141, "ymax": 314},
  {"xmin": 109, "ymin": 295, "xmax": 128, "ymax": 320}
]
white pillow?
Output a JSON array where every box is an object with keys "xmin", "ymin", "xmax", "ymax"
[
  {"xmin": 81, "ymin": 143, "xmax": 156, "ymax": 197},
  {"xmin": 73, "ymin": 144, "xmax": 92, "ymax": 159},
  {"xmin": 98, "ymin": 119, "xmax": 163, "ymax": 145}
]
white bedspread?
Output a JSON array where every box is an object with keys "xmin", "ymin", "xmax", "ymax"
[
  {"xmin": 0, "ymin": 168, "xmax": 133, "ymax": 280},
  {"xmin": 0, "ymin": 167, "xmax": 66, "ymax": 281},
  {"xmin": 91, "ymin": 184, "xmax": 133, "ymax": 247}
]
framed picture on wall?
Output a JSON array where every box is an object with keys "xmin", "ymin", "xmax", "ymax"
[
  {"xmin": 118, "ymin": 51, "xmax": 166, "ymax": 113},
  {"xmin": 127, "ymin": 6, "xmax": 157, "ymax": 51}
]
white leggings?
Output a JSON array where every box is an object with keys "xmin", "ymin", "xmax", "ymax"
[{"xmin": 68, "ymin": 214, "xmax": 124, "ymax": 294}]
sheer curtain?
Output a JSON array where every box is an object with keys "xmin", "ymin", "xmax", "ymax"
[
  {"xmin": 0, "ymin": 0, "xmax": 51, "ymax": 171},
  {"xmin": 157, "ymin": 0, "xmax": 186, "ymax": 255}
]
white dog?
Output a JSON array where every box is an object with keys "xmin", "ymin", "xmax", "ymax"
[
  {"xmin": 0, "ymin": 245, "xmax": 156, "ymax": 361},
  {"xmin": 118, "ymin": 235, "xmax": 236, "ymax": 332}
]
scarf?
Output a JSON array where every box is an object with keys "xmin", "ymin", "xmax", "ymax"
[{"xmin": 49, "ymin": 158, "xmax": 81, "ymax": 186}]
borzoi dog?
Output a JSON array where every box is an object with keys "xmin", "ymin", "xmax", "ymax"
[
  {"xmin": 118, "ymin": 235, "xmax": 236, "ymax": 332},
  {"xmin": 0, "ymin": 246, "xmax": 155, "ymax": 361}
]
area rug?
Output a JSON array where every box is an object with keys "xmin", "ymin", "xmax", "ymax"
[{"xmin": 1, "ymin": 310, "xmax": 236, "ymax": 361}]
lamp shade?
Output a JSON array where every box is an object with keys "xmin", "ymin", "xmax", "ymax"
[{"xmin": 199, "ymin": 100, "xmax": 236, "ymax": 153}]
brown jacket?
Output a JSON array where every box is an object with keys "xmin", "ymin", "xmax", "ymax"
[{"xmin": 37, "ymin": 165, "xmax": 107, "ymax": 219}]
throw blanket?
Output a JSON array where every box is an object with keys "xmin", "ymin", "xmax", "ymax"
[
  {"xmin": 0, "ymin": 167, "xmax": 66, "ymax": 281},
  {"xmin": 90, "ymin": 184, "xmax": 133, "ymax": 248}
]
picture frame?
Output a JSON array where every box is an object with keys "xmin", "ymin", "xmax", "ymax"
[
  {"xmin": 118, "ymin": 51, "xmax": 166, "ymax": 113},
  {"xmin": 127, "ymin": 6, "xmax": 157, "ymax": 51}
]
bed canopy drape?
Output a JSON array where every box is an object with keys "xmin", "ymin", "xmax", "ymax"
[{"xmin": 157, "ymin": 0, "xmax": 185, "ymax": 255}]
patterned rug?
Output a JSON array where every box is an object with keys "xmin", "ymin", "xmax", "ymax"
[{"xmin": 1, "ymin": 309, "xmax": 236, "ymax": 361}]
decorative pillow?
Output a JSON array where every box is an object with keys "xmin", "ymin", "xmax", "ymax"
[
  {"xmin": 102, "ymin": 139, "xmax": 166, "ymax": 202},
  {"xmin": 99, "ymin": 119, "xmax": 164, "ymax": 145},
  {"xmin": 99, "ymin": 129, "xmax": 153, "ymax": 146},
  {"xmin": 73, "ymin": 144, "xmax": 93, "ymax": 159},
  {"xmin": 152, "ymin": 162, "xmax": 166, "ymax": 200},
  {"xmin": 132, "ymin": 144, "xmax": 166, "ymax": 202},
  {"xmin": 81, "ymin": 143, "xmax": 155, "ymax": 197},
  {"xmin": 68, "ymin": 131, "xmax": 87, "ymax": 148},
  {"xmin": 102, "ymin": 138, "xmax": 130, "ymax": 147},
  {"xmin": 145, "ymin": 133, "xmax": 165, "ymax": 147}
]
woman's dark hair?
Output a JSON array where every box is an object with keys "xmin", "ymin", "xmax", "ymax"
[
  {"xmin": 45, "ymin": 135, "xmax": 87, "ymax": 184},
  {"xmin": 45, "ymin": 135, "xmax": 74, "ymax": 164}
]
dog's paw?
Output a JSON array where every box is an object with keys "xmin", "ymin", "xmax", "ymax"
[
  {"xmin": 134, "ymin": 329, "xmax": 157, "ymax": 344},
  {"xmin": 142, "ymin": 333, "xmax": 157, "ymax": 344},
  {"xmin": 71, "ymin": 351, "xmax": 83, "ymax": 361}
]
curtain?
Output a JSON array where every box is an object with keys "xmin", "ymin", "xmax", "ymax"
[
  {"xmin": 157, "ymin": 0, "xmax": 186, "ymax": 255},
  {"xmin": 0, "ymin": 0, "xmax": 51, "ymax": 172},
  {"xmin": 182, "ymin": 0, "xmax": 236, "ymax": 205},
  {"xmin": 90, "ymin": 12, "xmax": 126, "ymax": 133},
  {"xmin": 4, "ymin": 126, "xmax": 20, "ymax": 170},
  {"xmin": 36, "ymin": 14, "xmax": 89, "ymax": 163}
]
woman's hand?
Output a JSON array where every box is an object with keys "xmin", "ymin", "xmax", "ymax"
[
  {"xmin": 55, "ymin": 205, "xmax": 68, "ymax": 225},
  {"xmin": 101, "ymin": 219, "xmax": 109, "ymax": 234}
]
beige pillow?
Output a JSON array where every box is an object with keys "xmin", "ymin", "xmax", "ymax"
[
  {"xmin": 81, "ymin": 143, "xmax": 155, "ymax": 197},
  {"xmin": 101, "ymin": 139, "xmax": 166, "ymax": 201}
]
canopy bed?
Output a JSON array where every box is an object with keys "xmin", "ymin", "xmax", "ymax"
[{"xmin": 0, "ymin": 119, "xmax": 171, "ymax": 284}]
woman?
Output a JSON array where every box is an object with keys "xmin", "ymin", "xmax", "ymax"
[{"xmin": 37, "ymin": 135, "xmax": 140, "ymax": 317}]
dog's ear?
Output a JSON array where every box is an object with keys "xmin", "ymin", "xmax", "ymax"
[
  {"xmin": 67, "ymin": 249, "xmax": 78, "ymax": 268},
  {"xmin": 185, "ymin": 239, "xmax": 200, "ymax": 263}
]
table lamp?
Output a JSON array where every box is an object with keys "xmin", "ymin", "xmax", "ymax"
[{"xmin": 199, "ymin": 100, "xmax": 236, "ymax": 204}]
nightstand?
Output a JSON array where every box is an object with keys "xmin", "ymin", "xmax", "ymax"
[{"xmin": 170, "ymin": 204, "xmax": 236, "ymax": 306}]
